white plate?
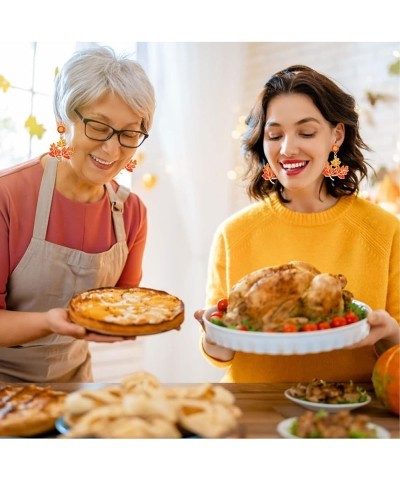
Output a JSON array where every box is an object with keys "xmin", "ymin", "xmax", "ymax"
[
  {"xmin": 277, "ymin": 416, "xmax": 390, "ymax": 439},
  {"xmin": 284, "ymin": 390, "xmax": 371, "ymax": 412},
  {"xmin": 203, "ymin": 300, "xmax": 370, "ymax": 355}
]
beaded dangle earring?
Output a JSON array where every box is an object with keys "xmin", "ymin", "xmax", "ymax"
[
  {"xmin": 262, "ymin": 162, "xmax": 277, "ymax": 184},
  {"xmin": 125, "ymin": 158, "xmax": 137, "ymax": 172},
  {"xmin": 323, "ymin": 145, "xmax": 349, "ymax": 180},
  {"xmin": 49, "ymin": 123, "xmax": 74, "ymax": 161}
]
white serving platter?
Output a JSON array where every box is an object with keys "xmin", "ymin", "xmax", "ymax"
[{"xmin": 203, "ymin": 300, "xmax": 370, "ymax": 355}]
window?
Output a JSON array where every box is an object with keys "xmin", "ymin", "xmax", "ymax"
[{"xmin": 0, "ymin": 41, "xmax": 137, "ymax": 187}]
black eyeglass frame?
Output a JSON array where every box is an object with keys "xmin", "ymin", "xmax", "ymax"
[{"xmin": 74, "ymin": 109, "xmax": 149, "ymax": 148}]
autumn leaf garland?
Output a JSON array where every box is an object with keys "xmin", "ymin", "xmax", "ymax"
[{"xmin": 1, "ymin": 73, "xmax": 47, "ymax": 140}]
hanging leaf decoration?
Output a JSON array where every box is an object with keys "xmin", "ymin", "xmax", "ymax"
[
  {"xmin": 0, "ymin": 74, "xmax": 11, "ymax": 92},
  {"xmin": 24, "ymin": 115, "xmax": 46, "ymax": 139},
  {"xmin": 388, "ymin": 58, "xmax": 400, "ymax": 75}
]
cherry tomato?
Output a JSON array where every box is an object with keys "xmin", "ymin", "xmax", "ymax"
[
  {"xmin": 330, "ymin": 316, "xmax": 347, "ymax": 328},
  {"xmin": 237, "ymin": 324, "xmax": 248, "ymax": 331},
  {"xmin": 217, "ymin": 298, "xmax": 228, "ymax": 313},
  {"xmin": 302, "ymin": 323, "xmax": 318, "ymax": 332},
  {"xmin": 317, "ymin": 321, "xmax": 331, "ymax": 330},
  {"xmin": 282, "ymin": 323, "xmax": 298, "ymax": 333},
  {"xmin": 210, "ymin": 311, "xmax": 224, "ymax": 319},
  {"xmin": 345, "ymin": 311, "xmax": 359, "ymax": 324}
]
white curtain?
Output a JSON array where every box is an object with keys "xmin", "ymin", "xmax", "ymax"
[{"xmin": 133, "ymin": 43, "xmax": 247, "ymax": 382}]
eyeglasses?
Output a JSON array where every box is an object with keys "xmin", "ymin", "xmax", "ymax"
[{"xmin": 74, "ymin": 109, "xmax": 149, "ymax": 148}]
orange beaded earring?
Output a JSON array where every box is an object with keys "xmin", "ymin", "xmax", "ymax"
[
  {"xmin": 262, "ymin": 162, "xmax": 277, "ymax": 183},
  {"xmin": 49, "ymin": 123, "xmax": 74, "ymax": 161},
  {"xmin": 125, "ymin": 158, "xmax": 137, "ymax": 172},
  {"xmin": 323, "ymin": 145, "xmax": 349, "ymax": 180}
]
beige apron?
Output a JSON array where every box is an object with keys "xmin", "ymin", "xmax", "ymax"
[{"xmin": 0, "ymin": 157, "xmax": 129, "ymax": 382}]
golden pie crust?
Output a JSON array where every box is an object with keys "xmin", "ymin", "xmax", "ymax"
[
  {"xmin": 0, "ymin": 384, "xmax": 66, "ymax": 437},
  {"xmin": 68, "ymin": 287, "xmax": 185, "ymax": 336}
]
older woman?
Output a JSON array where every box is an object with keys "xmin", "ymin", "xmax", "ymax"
[{"xmin": 0, "ymin": 46, "xmax": 155, "ymax": 382}]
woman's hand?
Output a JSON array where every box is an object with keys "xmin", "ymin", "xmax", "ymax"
[
  {"xmin": 46, "ymin": 308, "xmax": 132, "ymax": 343},
  {"xmin": 194, "ymin": 309, "xmax": 235, "ymax": 361},
  {"xmin": 348, "ymin": 310, "xmax": 400, "ymax": 352}
]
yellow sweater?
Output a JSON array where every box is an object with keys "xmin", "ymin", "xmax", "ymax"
[{"xmin": 204, "ymin": 193, "xmax": 400, "ymax": 383}]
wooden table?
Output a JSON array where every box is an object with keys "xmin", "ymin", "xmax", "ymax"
[
  {"xmin": 41, "ymin": 381, "xmax": 400, "ymax": 439},
  {"xmin": 224, "ymin": 382, "xmax": 400, "ymax": 438}
]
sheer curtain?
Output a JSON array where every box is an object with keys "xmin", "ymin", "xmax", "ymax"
[{"xmin": 134, "ymin": 43, "xmax": 246, "ymax": 382}]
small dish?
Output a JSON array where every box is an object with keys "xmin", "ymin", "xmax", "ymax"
[
  {"xmin": 203, "ymin": 300, "xmax": 370, "ymax": 355},
  {"xmin": 284, "ymin": 389, "xmax": 371, "ymax": 413},
  {"xmin": 277, "ymin": 416, "xmax": 390, "ymax": 439}
]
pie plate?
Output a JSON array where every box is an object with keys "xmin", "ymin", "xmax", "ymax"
[{"xmin": 203, "ymin": 300, "xmax": 371, "ymax": 355}]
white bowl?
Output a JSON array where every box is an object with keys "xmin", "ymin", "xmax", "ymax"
[
  {"xmin": 277, "ymin": 417, "xmax": 390, "ymax": 439},
  {"xmin": 284, "ymin": 389, "xmax": 371, "ymax": 413},
  {"xmin": 203, "ymin": 300, "xmax": 370, "ymax": 355}
]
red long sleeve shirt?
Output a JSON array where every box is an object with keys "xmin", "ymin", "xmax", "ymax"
[{"xmin": 0, "ymin": 158, "xmax": 147, "ymax": 309}]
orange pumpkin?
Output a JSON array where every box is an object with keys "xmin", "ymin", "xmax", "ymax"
[{"xmin": 372, "ymin": 345, "xmax": 400, "ymax": 416}]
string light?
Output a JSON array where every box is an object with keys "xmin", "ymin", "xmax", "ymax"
[{"xmin": 141, "ymin": 173, "xmax": 158, "ymax": 190}]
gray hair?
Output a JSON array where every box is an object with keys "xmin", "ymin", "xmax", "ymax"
[{"xmin": 54, "ymin": 45, "xmax": 155, "ymax": 132}]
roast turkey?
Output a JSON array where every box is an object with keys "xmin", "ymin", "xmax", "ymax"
[{"xmin": 225, "ymin": 261, "xmax": 353, "ymax": 332}]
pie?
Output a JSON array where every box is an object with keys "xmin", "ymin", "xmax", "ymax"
[
  {"xmin": 68, "ymin": 287, "xmax": 185, "ymax": 336},
  {"xmin": 0, "ymin": 384, "xmax": 66, "ymax": 437}
]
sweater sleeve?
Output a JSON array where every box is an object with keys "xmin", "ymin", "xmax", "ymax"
[
  {"xmin": 387, "ymin": 222, "xmax": 400, "ymax": 323},
  {"xmin": 202, "ymin": 226, "xmax": 235, "ymax": 369},
  {"xmin": 200, "ymin": 332, "xmax": 233, "ymax": 369}
]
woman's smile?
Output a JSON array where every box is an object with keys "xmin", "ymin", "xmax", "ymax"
[
  {"xmin": 279, "ymin": 160, "xmax": 309, "ymax": 176},
  {"xmin": 89, "ymin": 153, "xmax": 117, "ymax": 170}
]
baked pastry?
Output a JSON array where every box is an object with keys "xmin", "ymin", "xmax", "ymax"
[
  {"xmin": 61, "ymin": 371, "xmax": 242, "ymax": 438},
  {"xmin": 68, "ymin": 287, "xmax": 184, "ymax": 336},
  {"xmin": 0, "ymin": 384, "xmax": 66, "ymax": 437}
]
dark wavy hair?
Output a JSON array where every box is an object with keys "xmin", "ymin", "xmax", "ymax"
[{"xmin": 242, "ymin": 65, "xmax": 371, "ymax": 202}]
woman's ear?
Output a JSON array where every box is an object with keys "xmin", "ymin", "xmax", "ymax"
[{"xmin": 334, "ymin": 122, "xmax": 345, "ymax": 146}]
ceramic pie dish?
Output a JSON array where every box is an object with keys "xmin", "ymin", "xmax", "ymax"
[{"xmin": 203, "ymin": 300, "xmax": 370, "ymax": 355}]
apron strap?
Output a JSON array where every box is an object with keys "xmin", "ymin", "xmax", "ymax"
[
  {"xmin": 32, "ymin": 157, "xmax": 58, "ymax": 240},
  {"xmin": 105, "ymin": 183, "xmax": 130, "ymax": 243}
]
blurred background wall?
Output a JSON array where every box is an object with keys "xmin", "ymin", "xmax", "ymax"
[{"xmin": 1, "ymin": 42, "xmax": 399, "ymax": 382}]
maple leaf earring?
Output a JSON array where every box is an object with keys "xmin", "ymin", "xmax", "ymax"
[
  {"xmin": 125, "ymin": 158, "xmax": 137, "ymax": 172},
  {"xmin": 323, "ymin": 145, "xmax": 349, "ymax": 180},
  {"xmin": 262, "ymin": 162, "xmax": 277, "ymax": 184},
  {"xmin": 49, "ymin": 123, "xmax": 74, "ymax": 161}
]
